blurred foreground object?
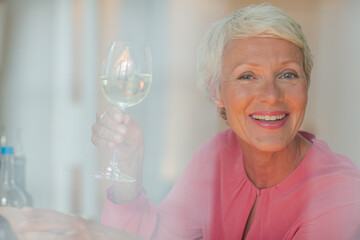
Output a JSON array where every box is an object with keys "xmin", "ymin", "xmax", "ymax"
[
  {"xmin": 0, "ymin": 146, "xmax": 27, "ymax": 207},
  {"xmin": 0, "ymin": 207, "xmax": 144, "ymax": 240},
  {"xmin": 0, "ymin": 215, "xmax": 17, "ymax": 240},
  {"xmin": 13, "ymin": 129, "xmax": 32, "ymax": 206}
]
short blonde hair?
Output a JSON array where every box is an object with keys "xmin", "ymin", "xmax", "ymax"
[{"xmin": 197, "ymin": 3, "xmax": 313, "ymax": 100}]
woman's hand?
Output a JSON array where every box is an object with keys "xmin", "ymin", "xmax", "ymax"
[
  {"xmin": 91, "ymin": 104, "xmax": 145, "ymax": 203},
  {"xmin": 91, "ymin": 104, "xmax": 144, "ymax": 161},
  {"xmin": 0, "ymin": 207, "xmax": 144, "ymax": 240}
]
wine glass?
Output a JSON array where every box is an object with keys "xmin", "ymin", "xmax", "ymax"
[{"xmin": 92, "ymin": 41, "xmax": 152, "ymax": 182}]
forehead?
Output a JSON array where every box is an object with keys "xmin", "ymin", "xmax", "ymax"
[{"xmin": 223, "ymin": 37, "xmax": 304, "ymax": 67}]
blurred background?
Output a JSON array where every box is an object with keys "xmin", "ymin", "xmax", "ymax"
[{"xmin": 0, "ymin": 0, "xmax": 359, "ymax": 220}]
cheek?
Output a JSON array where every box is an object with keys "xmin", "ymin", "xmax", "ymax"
[
  {"xmin": 222, "ymin": 85, "xmax": 255, "ymax": 108},
  {"xmin": 287, "ymin": 87, "xmax": 308, "ymax": 113},
  {"xmin": 296, "ymin": 88, "xmax": 308, "ymax": 109},
  {"xmin": 222, "ymin": 87, "xmax": 256, "ymax": 130}
]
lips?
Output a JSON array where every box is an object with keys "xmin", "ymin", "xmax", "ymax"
[{"xmin": 249, "ymin": 111, "xmax": 289, "ymax": 129}]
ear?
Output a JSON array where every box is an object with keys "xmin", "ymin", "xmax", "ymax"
[{"xmin": 207, "ymin": 80, "xmax": 224, "ymax": 108}]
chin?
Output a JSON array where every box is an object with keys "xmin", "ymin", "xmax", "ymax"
[
  {"xmin": 249, "ymin": 137, "xmax": 293, "ymax": 153},
  {"xmin": 255, "ymin": 144, "xmax": 287, "ymax": 153}
]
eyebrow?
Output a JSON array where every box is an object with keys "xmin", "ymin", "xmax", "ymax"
[
  {"xmin": 231, "ymin": 60, "xmax": 302, "ymax": 72},
  {"xmin": 279, "ymin": 60, "xmax": 302, "ymax": 67},
  {"xmin": 230, "ymin": 63, "xmax": 260, "ymax": 72}
]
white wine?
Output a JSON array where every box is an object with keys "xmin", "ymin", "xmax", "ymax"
[{"xmin": 100, "ymin": 73, "xmax": 152, "ymax": 108}]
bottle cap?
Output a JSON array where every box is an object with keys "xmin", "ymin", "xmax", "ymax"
[{"xmin": 1, "ymin": 146, "xmax": 14, "ymax": 155}]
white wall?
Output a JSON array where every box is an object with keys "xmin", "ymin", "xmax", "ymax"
[
  {"xmin": 0, "ymin": 0, "xmax": 98, "ymax": 218},
  {"xmin": 0, "ymin": 0, "xmax": 54, "ymax": 209},
  {"xmin": 160, "ymin": 0, "xmax": 230, "ymax": 193},
  {"xmin": 308, "ymin": 0, "xmax": 360, "ymax": 165},
  {"xmin": 50, "ymin": 0, "xmax": 98, "ymax": 217}
]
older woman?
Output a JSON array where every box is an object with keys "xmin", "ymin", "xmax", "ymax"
[
  {"xmin": 1, "ymin": 3, "xmax": 359, "ymax": 240},
  {"xmin": 96, "ymin": 3, "xmax": 360, "ymax": 239}
]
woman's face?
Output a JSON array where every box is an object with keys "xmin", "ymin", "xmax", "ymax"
[{"xmin": 218, "ymin": 37, "xmax": 308, "ymax": 152}]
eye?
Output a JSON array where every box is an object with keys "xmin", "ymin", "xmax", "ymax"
[
  {"xmin": 239, "ymin": 75, "xmax": 253, "ymax": 80},
  {"xmin": 238, "ymin": 72, "xmax": 256, "ymax": 81},
  {"xmin": 280, "ymin": 72, "xmax": 298, "ymax": 79}
]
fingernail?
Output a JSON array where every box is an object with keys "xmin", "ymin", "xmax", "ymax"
[{"xmin": 117, "ymin": 125, "xmax": 127, "ymax": 134}]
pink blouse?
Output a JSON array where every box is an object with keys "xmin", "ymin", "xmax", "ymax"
[{"xmin": 102, "ymin": 130, "xmax": 360, "ymax": 239}]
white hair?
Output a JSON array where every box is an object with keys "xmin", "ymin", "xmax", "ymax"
[{"xmin": 197, "ymin": 3, "xmax": 313, "ymax": 100}]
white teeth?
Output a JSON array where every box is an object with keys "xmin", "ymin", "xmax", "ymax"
[{"xmin": 251, "ymin": 114, "xmax": 286, "ymax": 121}]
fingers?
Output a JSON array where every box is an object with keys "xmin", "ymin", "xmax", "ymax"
[
  {"xmin": 96, "ymin": 112, "xmax": 126, "ymax": 133},
  {"xmin": 19, "ymin": 231, "xmax": 66, "ymax": 240},
  {"xmin": 92, "ymin": 105, "xmax": 131, "ymax": 151},
  {"xmin": 91, "ymin": 132, "xmax": 115, "ymax": 151},
  {"xmin": 15, "ymin": 209, "xmax": 91, "ymax": 240},
  {"xmin": 21, "ymin": 208, "xmax": 80, "ymax": 222},
  {"xmin": 0, "ymin": 206, "xmax": 22, "ymax": 220},
  {"xmin": 102, "ymin": 104, "xmax": 131, "ymax": 126},
  {"xmin": 0, "ymin": 206, "xmax": 25, "ymax": 233},
  {"xmin": 18, "ymin": 231, "xmax": 91, "ymax": 240},
  {"xmin": 91, "ymin": 123, "xmax": 123, "ymax": 150},
  {"xmin": 21, "ymin": 207, "xmax": 63, "ymax": 218},
  {"xmin": 1, "ymin": 207, "xmax": 94, "ymax": 240},
  {"xmin": 6, "ymin": 207, "xmax": 143, "ymax": 240},
  {"xmin": 96, "ymin": 107, "xmax": 129, "ymax": 134},
  {"xmin": 91, "ymin": 104, "xmax": 144, "ymax": 160},
  {"xmin": 18, "ymin": 218, "xmax": 87, "ymax": 234}
]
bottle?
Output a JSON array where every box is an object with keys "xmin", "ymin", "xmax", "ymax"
[
  {"xmin": 0, "ymin": 215, "xmax": 18, "ymax": 240},
  {"xmin": 0, "ymin": 146, "xmax": 27, "ymax": 207},
  {"xmin": 0, "ymin": 126, "xmax": 6, "ymax": 171},
  {"xmin": 0, "ymin": 126, "xmax": 7, "ymax": 147},
  {"xmin": 13, "ymin": 129, "xmax": 33, "ymax": 206}
]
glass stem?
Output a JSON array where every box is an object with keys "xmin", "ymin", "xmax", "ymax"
[{"xmin": 111, "ymin": 149, "xmax": 119, "ymax": 166}]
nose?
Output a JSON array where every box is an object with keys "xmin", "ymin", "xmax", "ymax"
[{"xmin": 257, "ymin": 78, "xmax": 283, "ymax": 105}]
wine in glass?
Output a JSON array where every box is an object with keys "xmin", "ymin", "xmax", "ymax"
[{"xmin": 93, "ymin": 41, "xmax": 152, "ymax": 182}]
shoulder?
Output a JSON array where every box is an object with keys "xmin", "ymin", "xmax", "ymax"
[
  {"xmin": 285, "ymin": 133, "xmax": 360, "ymax": 236},
  {"xmin": 194, "ymin": 128, "xmax": 239, "ymax": 156},
  {"xmin": 299, "ymin": 131, "xmax": 359, "ymax": 177},
  {"xmin": 299, "ymin": 132, "xmax": 360, "ymax": 212},
  {"xmin": 191, "ymin": 128, "xmax": 240, "ymax": 165},
  {"xmin": 304, "ymin": 133, "xmax": 360, "ymax": 180},
  {"xmin": 181, "ymin": 128, "xmax": 242, "ymax": 182},
  {"xmin": 165, "ymin": 129, "xmax": 242, "ymax": 203}
]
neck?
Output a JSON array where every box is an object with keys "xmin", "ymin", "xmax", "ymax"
[{"xmin": 241, "ymin": 134, "xmax": 311, "ymax": 189}]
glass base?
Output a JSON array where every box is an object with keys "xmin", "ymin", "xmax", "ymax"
[{"xmin": 91, "ymin": 166, "xmax": 136, "ymax": 182}]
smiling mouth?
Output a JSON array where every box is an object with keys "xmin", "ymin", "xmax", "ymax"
[{"xmin": 250, "ymin": 114, "xmax": 288, "ymax": 122}]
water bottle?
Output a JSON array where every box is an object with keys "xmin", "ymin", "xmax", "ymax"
[
  {"xmin": 0, "ymin": 126, "xmax": 6, "ymax": 147},
  {"xmin": 13, "ymin": 129, "xmax": 33, "ymax": 206},
  {"xmin": 0, "ymin": 215, "xmax": 17, "ymax": 240},
  {"xmin": 0, "ymin": 126, "xmax": 6, "ymax": 171},
  {"xmin": 0, "ymin": 146, "xmax": 27, "ymax": 207}
]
